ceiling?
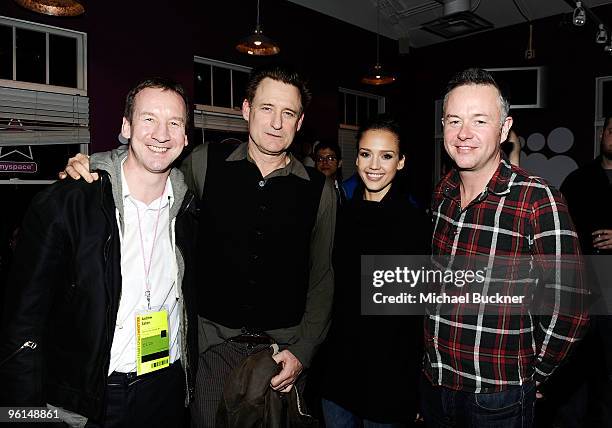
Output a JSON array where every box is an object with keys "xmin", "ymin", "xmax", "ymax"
[{"xmin": 287, "ymin": 0, "xmax": 612, "ymax": 48}]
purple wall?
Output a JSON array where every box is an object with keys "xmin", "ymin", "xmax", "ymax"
[
  {"xmin": 84, "ymin": 0, "xmax": 195, "ymax": 151},
  {"xmin": 0, "ymin": 0, "xmax": 195, "ymax": 152}
]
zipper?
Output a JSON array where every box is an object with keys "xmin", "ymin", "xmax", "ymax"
[
  {"xmin": 175, "ymin": 195, "xmax": 195, "ymax": 402},
  {"xmin": 180, "ymin": 193, "xmax": 195, "ymax": 217},
  {"xmin": 103, "ymin": 235, "xmax": 112, "ymax": 262},
  {"xmin": 0, "ymin": 340, "xmax": 37, "ymax": 367},
  {"xmin": 175, "ymin": 240, "xmax": 193, "ymax": 403},
  {"xmin": 100, "ymin": 175, "xmax": 114, "ymax": 263}
]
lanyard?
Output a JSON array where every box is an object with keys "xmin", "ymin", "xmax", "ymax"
[{"xmin": 132, "ymin": 192, "xmax": 165, "ymax": 310}]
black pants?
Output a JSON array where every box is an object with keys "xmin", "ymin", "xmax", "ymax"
[
  {"xmin": 593, "ymin": 315, "xmax": 612, "ymax": 428},
  {"xmin": 85, "ymin": 361, "xmax": 186, "ymax": 428}
]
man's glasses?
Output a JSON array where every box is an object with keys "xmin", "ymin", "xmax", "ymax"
[{"xmin": 315, "ymin": 155, "xmax": 338, "ymax": 163}]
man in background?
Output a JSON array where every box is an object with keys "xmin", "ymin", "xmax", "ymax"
[
  {"xmin": 561, "ymin": 114, "xmax": 612, "ymax": 427},
  {"xmin": 314, "ymin": 140, "xmax": 346, "ymax": 205}
]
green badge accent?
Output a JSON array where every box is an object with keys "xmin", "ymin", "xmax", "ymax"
[{"xmin": 136, "ymin": 309, "xmax": 170, "ymax": 376}]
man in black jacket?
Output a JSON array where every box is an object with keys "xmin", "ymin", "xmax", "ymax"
[
  {"xmin": 560, "ymin": 115, "xmax": 612, "ymax": 427},
  {"xmin": 561, "ymin": 115, "xmax": 612, "ymax": 255},
  {"xmin": 0, "ymin": 78, "xmax": 198, "ymax": 427}
]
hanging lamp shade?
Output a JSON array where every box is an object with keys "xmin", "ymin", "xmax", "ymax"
[
  {"xmin": 361, "ymin": 63, "xmax": 396, "ymax": 85},
  {"xmin": 236, "ymin": 25, "xmax": 280, "ymax": 56},
  {"xmin": 362, "ymin": 0, "xmax": 395, "ymax": 86},
  {"xmin": 13, "ymin": 0, "xmax": 84, "ymax": 16},
  {"xmin": 236, "ymin": 0, "xmax": 279, "ymax": 56}
]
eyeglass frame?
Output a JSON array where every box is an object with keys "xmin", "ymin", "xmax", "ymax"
[{"xmin": 315, "ymin": 155, "xmax": 338, "ymax": 163}]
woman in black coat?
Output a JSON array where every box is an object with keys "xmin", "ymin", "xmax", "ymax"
[{"xmin": 319, "ymin": 116, "xmax": 431, "ymax": 427}]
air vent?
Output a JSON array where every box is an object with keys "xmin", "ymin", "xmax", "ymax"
[{"xmin": 421, "ymin": 11, "xmax": 493, "ymax": 39}]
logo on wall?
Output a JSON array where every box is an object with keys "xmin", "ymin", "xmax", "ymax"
[
  {"xmin": 519, "ymin": 127, "xmax": 578, "ymax": 188},
  {"xmin": 0, "ymin": 119, "xmax": 38, "ymax": 174},
  {"xmin": 0, "ymin": 146, "xmax": 37, "ymax": 174}
]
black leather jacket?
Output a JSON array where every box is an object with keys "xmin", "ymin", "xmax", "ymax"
[{"xmin": 0, "ymin": 171, "xmax": 198, "ymax": 421}]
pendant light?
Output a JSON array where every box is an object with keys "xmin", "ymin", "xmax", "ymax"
[
  {"xmin": 13, "ymin": 0, "xmax": 84, "ymax": 17},
  {"xmin": 361, "ymin": 0, "xmax": 395, "ymax": 85},
  {"xmin": 236, "ymin": 0, "xmax": 280, "ymax": 56},
  {"xmin": 573, "ymin": 1, "xmax": 586, "ymax": 26}
]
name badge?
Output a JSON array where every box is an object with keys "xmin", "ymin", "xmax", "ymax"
[{"xmin": 135, "ymin": 307, "xmax": 170, "ymax": 376}]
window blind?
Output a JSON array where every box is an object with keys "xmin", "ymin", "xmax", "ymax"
[{"xmin": 0, "ymin": 86, "xmax": 89, "ymax": 146}]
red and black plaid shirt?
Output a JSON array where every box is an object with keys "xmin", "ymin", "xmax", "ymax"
[{"xmin": 424, "ymin": 157, "xmax": 589, "ymax": 393}]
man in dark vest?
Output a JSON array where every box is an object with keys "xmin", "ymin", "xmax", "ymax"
[{"xmin": 61, "ymin": 65, "xmax": 336, "ymax": 427}]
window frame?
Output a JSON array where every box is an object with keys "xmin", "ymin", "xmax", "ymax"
[
  {"xmin": 0, "ymin": 16, "xmax": 87, "ymax": 184},
  {"xmin": 194, "ymin": 56, "xmax": 251, "ymax": 112},
  {"xmin": 193, "ymin": 57, "xmax": 251, "ymax": 144},
  {"xmin": 337, "ymin": 88, "xmax": 385, "ymax": 178},
  {"xmin": 0, "ymin": 15, "xmax": 87, "ymax": 95},
  {"xmin": 595, "ymin": 76, "xmax": 612, "ymax": 157},
  {"xmin": 338, "ymin": 87, "xmax": 385, "ymax": 127}
]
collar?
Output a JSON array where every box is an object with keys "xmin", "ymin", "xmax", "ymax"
[
  {"xmin": 486, "ymin": 155, "xmax": 513, "ymax": 196},
  {"xmin": 226, "ymin": 142, "xmax": 310, "ymax": 181},
  {"xmin": 441, "ymin": 154, "xmax": 513, "ymax": 201},
  {"xmin": 120, "ymin": 158, "xmax": 174, "ymax": 208}
]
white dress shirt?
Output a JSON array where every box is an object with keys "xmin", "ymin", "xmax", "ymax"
[{"xmin": 108, "ymin": 163, "xmax": 181, "ymax": 374}]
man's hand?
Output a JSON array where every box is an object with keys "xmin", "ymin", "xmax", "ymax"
[
  {"xmin": 536, "ymin": 381, "xmax": 544, "ymax": 399},
  {"xmin": 593, "ymin": 229, "xmax": 612, "ymax": 251},
  {"xmin": 270, "ymin": 350, "xmax": 303, "ymax": 392},
  {"xmin": 58, "ymin": 153, "xmax": 98, "ymax": 183}
]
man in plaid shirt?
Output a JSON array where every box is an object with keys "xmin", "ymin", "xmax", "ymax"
[{"xmin": 420, "ymin": 68, "xmax": 588, "ymax": 427}]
